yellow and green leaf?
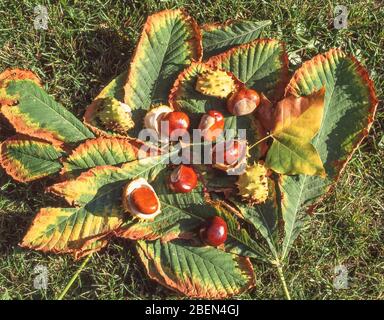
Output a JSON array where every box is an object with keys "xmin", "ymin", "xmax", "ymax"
[
  {"xmin": 0, "ymin": 68, "xmax": 41, "ymax": 106},
  {"xmin": 136, "ymin": 239, "xmax": 255, "ymax": 298},
  {"xmin": 265, "ymin": 89, "xmax": 326, "ymax": 176},
  {"xmin": 0, "ymin": 135, "xmax": 65, "ymax": 182},
  {"xmin": 20, "ymin": 207, "xmax": 119, "ymax": 255},
  {"xmin": 0, "ymin": 77, "xmax": 94, "ymax": 145},
  {"xmin": 21, "ymin": 148, "xmax": 176, "ymax": 256}
]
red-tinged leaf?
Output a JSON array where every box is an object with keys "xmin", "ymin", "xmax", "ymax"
[
  {"xmin": 0, "ymin": 77, "xmax": 94, "ymax": 146},
  {"xmin": 0, "ymin": 135, "xmax": 65, "ymax": 182},
  {"xmin": 137, "ymin": 239, "xmax": 255, "ymax": 298},
  {"xmin": 0, "ymin": 69, "xmax": 41, "ymax": 106},
  {"xmin": 72, "ymin": 237, "xmax": 109, "ymax": 260},
  {"xmin": 20, "ymin": 207, "xmax": 120, "ymax": 254}
]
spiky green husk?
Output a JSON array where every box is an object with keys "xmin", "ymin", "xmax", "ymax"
[
  {"xmin": 97, "ymin": 97, "xmax": 134, "ymax": 134},
  {"xmin": 195, "ymin": 69, "xmax": 236, "ymax": 98},
  {"xmin": 237, "ymin": 162, "xmax": 268, "ymax": 204}
]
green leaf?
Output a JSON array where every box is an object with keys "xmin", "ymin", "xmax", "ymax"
[
  {"xmin": 50, "ymin": 152, "xmax": 174, "ymax": 207},
  {"xmin": 207, "ymin": 39, "xmax": 289, "ymax": 101},
  {"xmin": 62, "ymin": 137, "xmax": 139, "ymax": 176},
  {"xmin": 202, "ymin": 20, "xmax": 271, "ymax": 59},
  {"xmin": 214, "ymin": 201, "xmax": 272, "ymax": 260},
  {"xmin": 136, "ymin": 239, "xmax": 255, "ymax": 298},
  {"xmin": 1, "ymin": 79, "xmax": 94, "ymax": 145},
  {"xmin": 279, "ymin": 49, "xmax": 378, "ymax": 260},
  {"xmin": 122, "ymin": 9, "xmax": 202, "ymax": 131},
  {"xmin": 0, "ymin": 135, "xmax": 65, "ymax": 182},
  {"xmin": 265, "ymin": 89, "xmax": 326, "ymax": 176},
  {"xmin": 232, "ymin": 197, "xmax": 279, "ymax": 260}
]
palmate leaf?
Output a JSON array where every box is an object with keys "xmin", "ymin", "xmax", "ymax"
[
  {"xmin": 265, "ymin": 89, "xmax": 326, "ymax": 176},
  {"xmin": 22, "ymin": 148, "xmax": 177, "ymax": 256},
  {"xmin": 61, "ymin": 137, "xmax": 139, "ymax": 176},
  {"xmin": 207, "ymin": 39, "xmax": 289, "ymax": 101},
  {"xmin": 202, "ymin": 20, "xmax": 271, "ymax": 59},
  {"xmin": 278, "ymin": 49, "xmax": 378, "ymax": 260},
  {"xmin": 0, "ymin": 73, "xmax": 94, "ymax": 146},
  {"xmin": 136, "ymin": 239, "xmax": 255, "ymax": 298},
  {"xmin": 0, "ymin": 135, "xmax": 65, "ymax": 182}
]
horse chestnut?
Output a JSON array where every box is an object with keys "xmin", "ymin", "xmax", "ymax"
[
  {"xmin": 130, "ymin": 186, "xmax": 159, "ymax": 215},
  {"xmin": 213, "ymin": 140, "xmax": 244, "ymax": 166},
  {"xmin": 227, "ymin": 87, "xmax": 260, "ymax": 116},
  {"xmin": 169, "ymin": 165, "xmax": 198, "ymax": 193},
  {"xmin": 198, "ymin": 109, "xmax": 225, "ymax": 141},
  {"xmin": 161, "ymin": 111, "xmax": 190, "ymax": 139},
  {"xmin": 200, "ymin": 216, "xmax": 228, "ymax": 246}
]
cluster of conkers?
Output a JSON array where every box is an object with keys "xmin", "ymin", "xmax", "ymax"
[
  {"xmin": 121, "ymin": 69, "xmax": 265, "ymax": 247},
  {"xmin": 196, "ymin": 68, "xmax": 261, "ymax": 116},
  {"xmin": 122, "ymin": 165, "xmax": 228, "ymax": 246}
]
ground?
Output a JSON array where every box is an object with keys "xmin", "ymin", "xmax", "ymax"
[{"xmin": 0, "ymin": 0, "xmax": 383, "ymax": 300}]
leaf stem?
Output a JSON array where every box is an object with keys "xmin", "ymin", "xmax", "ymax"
[
  {"xmin": 57, "ymin": 254, "xmax": 92, "ymax": 300},
  {"xmin": 248, "ymin": 134, "xmax": 273, "ymax": 151},
  {"xmin": 276, "ymin": 263, "xmax": 291, "ymax": 300}
]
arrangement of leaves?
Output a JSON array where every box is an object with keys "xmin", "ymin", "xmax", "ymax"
[{"xmin": 0, "ymin": 9, "xmax": 377, "ymax": 299}]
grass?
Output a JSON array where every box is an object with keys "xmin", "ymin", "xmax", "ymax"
[{"xmin": 0, "ymin": 0, "xmax": 383, "ymax": 300}]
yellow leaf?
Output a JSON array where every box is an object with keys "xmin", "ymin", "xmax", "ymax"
[{"xmin": 266, "ymin": 88, "xmax": 326, "ymax": 176}]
